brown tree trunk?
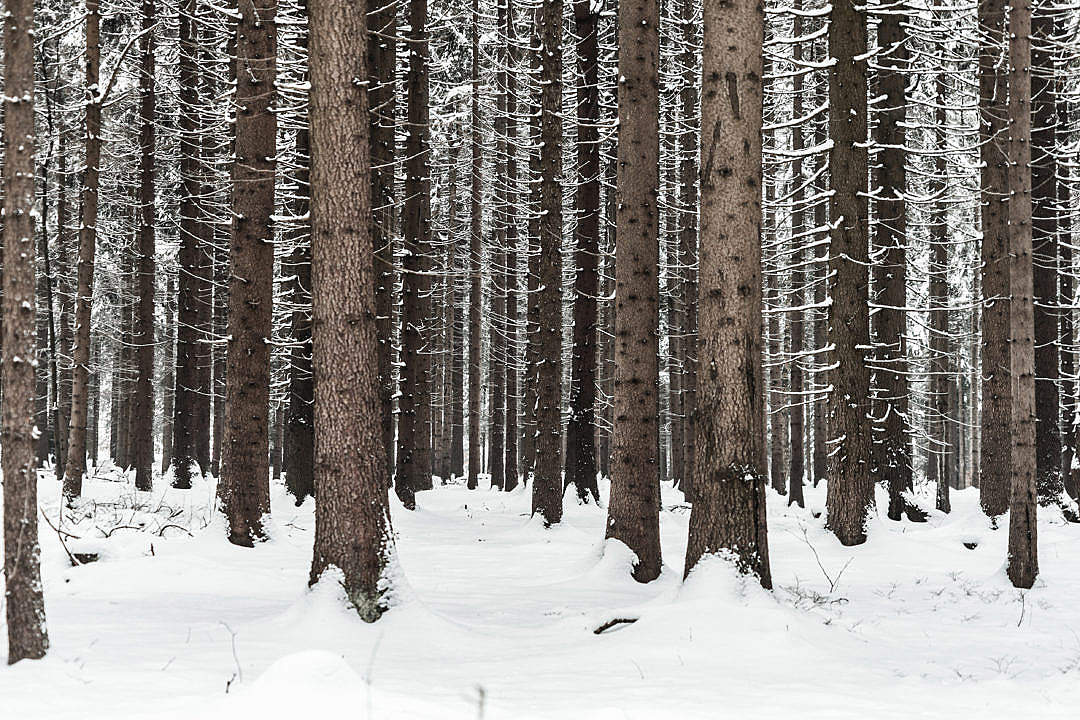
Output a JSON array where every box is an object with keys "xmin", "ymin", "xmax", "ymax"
[
  {"xmin": 3, "ymin": 0, "xmax": 50, "ymax": 660},
  {"xmin": 503, "ymin": 0, "xmax": 520, "ymax": 491},
  {"xmin": 308, "ymin": 0, "xmax": 396, "ymax": 618},
  {"xmin": 132, "ymin": 0, "xmax": 157, "ymax": 491},
  {"xmin": 825, "ymin": 0, "xmax": 875, "ymax": 545},
  {"xmin": 530, "ymin": 0, "xmax": 565, "ymax": 523},
  {"xmin": 285, "ymin": 11, "xmax": 314, "ymax": 502},
  {"xmin": 1006, "ymin": 0, "xmax": 1038, "ymax": 589},
  {"xmin": 874, "ymin": 1, "xmax": 918, "ymax": 521},
  {"xmin": 606, "ymin": 0, "xmax": 661, "ymax": 579},
  {"xmin": 978, "ymin": 0, "xmax": 1010, "ymax": 519},
  {"xmin": 448, "ymin": 137, "xmax": 466, "ymax": 479},
  {"xmin": 677, "ymin": 0, "xmax": 698, "ymax": 500},
  {"xmin": 1031, "ymin": 3, "xmax": 1060, "ymax": 502},
  {"xmin": 397, "ymin": 0, "xmax": 434, "ymax": 507},
  {"xmin": 685, "ymin": 0, "xmax": 770, "ymax": 588},
  {"xmin": 220, "ymin": 0, "xmax": 276, "ymax": 546},
  {"xmin": 564, "ymin": 0, "xmax": 601, "ymax": 504},
  {"xmin": 467, "ymin": 0, "xmax": 483, "ymax": 490},
  {"xmin": 161, "ymin": 273, "xmax": 175, "ymax": 474},
  {"xmin": 62, "ymin": 0, "xmax": 102, "ymax": 500},
  {"xmin": 171, "ymin": 0, "xmax": 205, "ymax": 489}
]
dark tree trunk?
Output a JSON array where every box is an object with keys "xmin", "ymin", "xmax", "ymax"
[
  {"xmin": 467, "ymin": 0, "xmax": 483, "ymax": 490},
  {"xmin": 308, "ymin": 0, "xmax": 396, "ymax": 618},
  {"xmin": 161, "ymin": 274, "xmax": 175, "ymax": 474},
  {"xmin": 132, "ymin": 0, "xmax": 157, "ymax": 492},
  {"xmin": 530, "ymin": 0, "xmax": 565, "ymax": 523},
  {"xmin": 978, "ymin": 0, "xmax": 1010, "ymax": 519},
  {"xmin": 3, "ymin": 0, "xmax": 50, "ymax": 661},
  {"xmin": 606, "ymin": 0, "xmax": 661, "ymax": 579},
  {"xmin": 503, "ymin": 0, "xmax": 520, "ymax": 491},
  {"xmin": 825, "ymin": 0, "xmax": 875, "ymax": 545},
  {"xmin": 220, "ymin": 0, "xmax": 276, "ymax": 546},
  {"xmin": 1005, "ymin": 0, "xmax": 1038, "ymax": 589},
  {"xmin": 564, "ymin": 0, "xmax": 601, "ymax": 504},
  {"xmin": 62, "ymin": 0, "xmax": 102, "ymax": 500},
  {"xmin": 685, "ymin": 0, "xmax": 770, "ymax": 589},
  {"xmin": 397, "ymin": 0, "xmax": 434, "ymax": 507}
]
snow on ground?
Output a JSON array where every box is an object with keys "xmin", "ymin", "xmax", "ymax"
[{"xmin": 2, "ymin": 465, "xmax": 1079, "ymax": 718}]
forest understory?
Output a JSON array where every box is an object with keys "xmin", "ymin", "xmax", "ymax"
[{"xmin": 2, "ymin": 467, "xmax": 1077, "ymax": 719}]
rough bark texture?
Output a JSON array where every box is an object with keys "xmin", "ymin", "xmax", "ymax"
[
  {"xmin": 825, "ymin": 0, "xmax": 875, "ymax": 546},
  {"xmin": 4, "ymin": 0, "xmax": 50, "ymax": 661},
  {"xmin": 160, "ymin": 274, "xmax": 175, "ymax": 474},
  {"xmin": 606, "ymin": 0, "xmax": 661, "ymax": 580},
  {"xmin": 307, "ymin": 0, "xmax": 395, "ymax": 618},
  {"xmin": 564, "ymin": 0, "xmax": 601, "ymax": 504},
  {"xmin": 132, "ymin": 0, "xmax": 157, "ymax": 492},
  {"xmin": 874, "ymin": 2, "xmax": 918, "ymax": 522},
  {"xmin": 503, "ymin": 0, "xmax": 520, "ymax": 491},
  {"xmin": 62, "ymin": 0, "xmax": 102, "ymax": 500},
  {"xmin": 978, "ymin": 0, "xmax": 1010, "ymax": 519},
  {"xmin": 397, "ymin": 0, "xmax": 434, "ymax": 507},
  {"xmin": 684, "ymin": 0, "xmax": 771, "ymax": 589},
  {"xmin": 1006, "ymin": 0, "xmax": 1038, "ymax": 589},
  {"xmin": 467, "ymin": 0, "xmax": 483, "ymax": 490},
  {"xmin": 531, "ymin": 0, "xmax": 565, "ymax": 524},
  {"xmin": 220, "ymin": 0, "xmax": 276, "ymax": 546}
]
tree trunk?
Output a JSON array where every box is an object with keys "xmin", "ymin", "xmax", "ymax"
[
  {"xmin": 503, "ymin": 0, "xmax": 520, "ymax": 492},
  {"xmin": 564, "ymin": 0, "xmax": 601, "ymax": 504},
  {"xmin": 132, "ymin": 0, "xmax": 157, "ymax": 491},
  {"xmin": 3, "ymin": 0, "xmax": 50, "ymax": 660},
  {"xmin": 397, "ymin": 0, "xmax": 434, "ymax": 507},
  {"xmin": 467, "ymin": 0, "xmax": 483, "ymax": 490},
  {"xmin": 684, "ymin": 0, "xmax": 770, "ymax": 589},
  {"xmin": 220, "ymin": 0, "xmax": 276, "ymax": 546},
  {"xmin": 1005, "ymin": 0, "xmax": 1038, "ymax": 589},
  {"xmin": 825, "ymin": 0, "xmax": 874, "ymax": 545},
  {"xmin": 978, "ymin": 0, "xmax": 1010, "ymax": 519},
  {"xmin": 530, "ymin": 0, "xmax": 565, "ymax": 523},
  {"xmin": 308, "ymin": 0, "xmax": 396, "ymax": 618},
  {"xmin": 161, "ymin": 273, "xmax": 175, "ymax": 474},
  {"xmin": 606, "ymin": 0, "xmax": 661, "ymax": 579},
  {"xmin": 62, "ymin": 0, "xmax": 102, "ymax": 500}
]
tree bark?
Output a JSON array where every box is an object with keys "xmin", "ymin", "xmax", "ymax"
[
  {"xmin": 467, "ymin": 0, "xmax": 483, "ymax": 490},
  {"xmin": 3, "ymin": 0, "xmax": 50, "ymax": 661},
  {"xmin": 62, "ymin": 0, "xmax": 102, "ymax": 500},
  {"xmin": 825, "ymin": 0, "xmax": 875, "ymax": 545},
  {"xmin": 220, "ymin": 0, "xmax": 277, "ymax": 546},
  {"xmin": 308, "ymin": 0, "xmax": 396, "ymax": 618},
  {"xmin": 606, "ymin": 0, "xmax": 661, "ymax": 579},
  {"xmin": 685, "ymin": 0, "xmax": 770, "ymax": 589},
  {"xmin": 1006, "ymin": 0, "xmax": 1038, "ymax": 589}
]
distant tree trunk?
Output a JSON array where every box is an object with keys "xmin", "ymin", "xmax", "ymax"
[
  {"xmin": 676, "ymin": 0, "xmax": 698, "ymax": 501},
  {"xmin": 132, "ymin": 0, "xmax": 157, "ymax": 492},
  {"xmin": 531, "ymin": 0, "xmax": 565, "ymax": 523},
  {"xmin": 522, "ymin": 11, "xmax": 541, "ymax": 484},
  {"xmin": 161, "ymin": 274, "xmax": 175, "ymax": 474},
  {"xmin": 606, "ymin": 0, "xmax": 661, "ymax": 579},
  {"xmin": 308, "ymin": 0, "xmax": 395, "ymax": 618},
  {"xmin": 172, "ymin": 0, "xmax": 205, "ymax": 489},
  {"xmin": 397, "ymin": 0, "xmax": 433, "ymax": 508},
  {"xmin": 874, "ymin": 1, "xmax": 917, "ymax": 521},
  {"xmin": 55, "ymin": 133, "xmax": 74, "ymax": 475},
  {"xmin": 787, "ymin": 4, "xmax": 807, "ymax": 509},
  {"xmin": 285, "ymin": 11, "xmax": 314, "ymax": 502},
  {"xmin": 930, "ymin": 88, "xmax": 950, "ymax": 513},
  {"xmin": 825, "ymin": 0, "xmax": 874, "ymax": 545},
  {"xmin": 1031, "ymin": 3, "xmax": 1060, "ymax": 502},
  {"xmin": 220, "ymin": 0, "xmax": 276, "ymax": 546},
  {"xmin": 467, "ymin": 0, "xmax": 483, "ymax": 490},
  {"xmin": 1005, "ymin": 0, "xmax": 1038, "ymax": 589},
  {"xmin": 564, "ymin": 0, "xmax": 601, "ymax": 504},
  {"xmin": 3, "ymin": 0, "xmax": 50, "ymax": 661},
  {"xmin": 684, "ymin": 0, "xmax": 770, "ymax": 589},
  {"xmin": 503, "ymin": 0, "xmax": 520, "ymax": 491},
  {"xmin": 978, "ymin": 0, "xmax": 1010, "ymax": 519},
  {"xmin": 62, "ymin": 0, "xmax": 102, "ymax": 500},
  {"xmin": 489, "ymin": 16, "xmax": 508, "ymax": 492},
  {"xmin": 370, "ymin": 0, "xmax": 397, "ymax": 474},
  {"xmin": 448, "ymin": 137, "xmax": 466, "ymax": 479}
]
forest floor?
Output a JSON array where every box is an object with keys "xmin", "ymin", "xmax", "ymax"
[{"xmin": 1, "ymin": 465, "xmax": 1079, "ymax": 718}]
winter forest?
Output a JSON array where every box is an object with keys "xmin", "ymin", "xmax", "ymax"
[{"xmin": 0, "ymin": 0, "xmax": 1079, "ymax": 713}]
